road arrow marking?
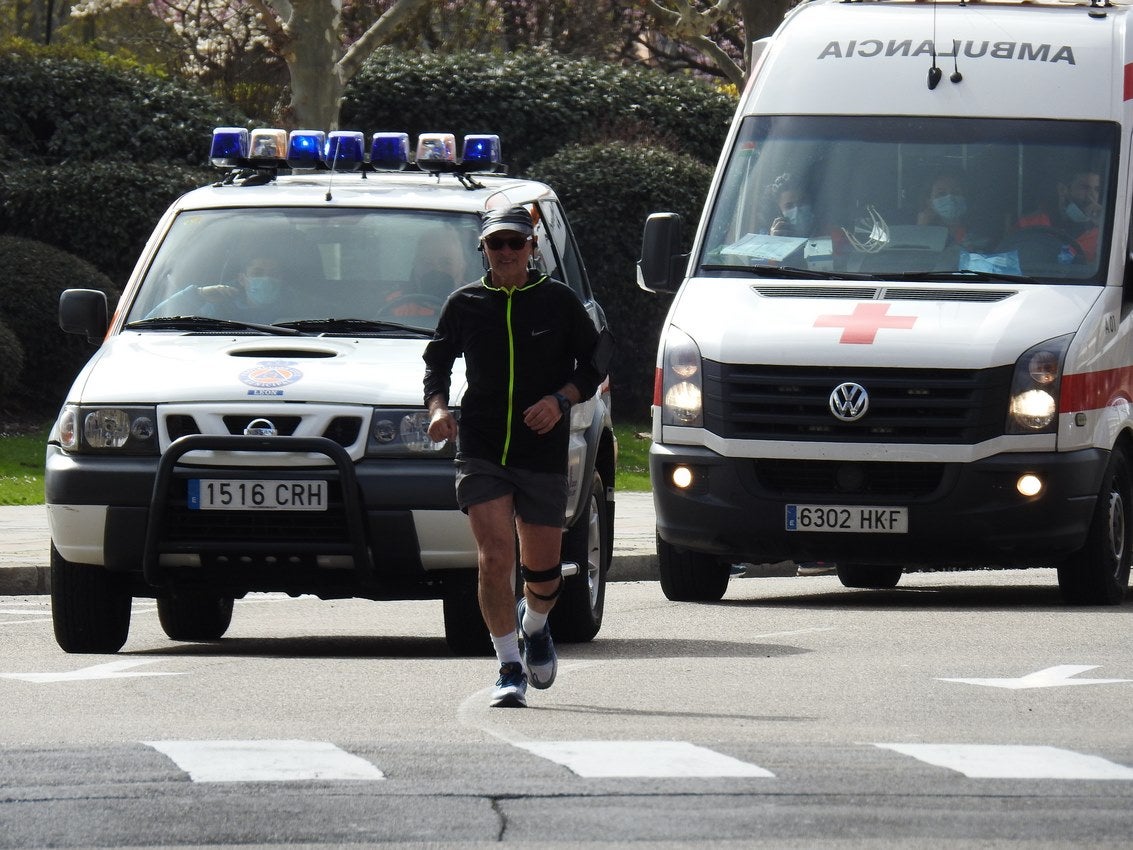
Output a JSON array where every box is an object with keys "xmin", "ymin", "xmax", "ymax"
[
  {"xmin": 0, "ymin": 660, "xmax": 186, "ymax": 683},
  {"xmin": 938, "ymin": 664, "xmax": 1132, "ymax": 690}
]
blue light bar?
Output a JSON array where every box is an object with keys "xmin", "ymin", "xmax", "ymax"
[
  {"xmin": 462, "ymin": 134, "xmax": 501, "ymax": 170},
  {"xmin": 287, "ymin": 130, "xmax": 326, "ymax": 169},
  {"xmin": 370, "ymin": 132, "xmax": 410, "ymax": 170},
  {"xmin": 327, "ymin": 130, "xmax": 365, "ymax": 171},
  {"xmin": 210, "ymin": 127, "xmax": 248, "ymax": 167}
]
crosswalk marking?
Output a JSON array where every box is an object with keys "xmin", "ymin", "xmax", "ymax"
[
  {"xmin": 145, "ymin": 740, "xmax": 385, "ymax": 783},
  {"xmin": 516, "ymin": 740, "xmax": 775, "ymax": 778},
  {"xmin": 875, "ymin": 743, "xmax": 1133, "ymax": 780}
]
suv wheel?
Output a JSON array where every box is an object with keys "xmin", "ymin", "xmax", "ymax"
[
  {"xmin": 551, "ymin": 471, "xmax": 609, "ymax": 642},
  {"xmin": 157, "ymin": 592, "xmax": 235, "ymax": 641},
  {"xmin": 50, "ymin": 544, "xmax": 131, "ymax": 653}
]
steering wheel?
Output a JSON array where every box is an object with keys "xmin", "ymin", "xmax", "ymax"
[
  {"xmin": 377, "ymin": 293, "xmax": 445, "ymax": 318},
  {"xmin": 996, "ymin": 226, "xmax": 1086, "ymax": 267}
]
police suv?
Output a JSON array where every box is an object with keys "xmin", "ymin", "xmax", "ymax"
[{"xmin": 48, "ymin": 128, "xmax": 616, "ymax": 653}]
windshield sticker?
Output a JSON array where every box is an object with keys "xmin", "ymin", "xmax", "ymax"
[{"xmin": 240, "ymin": 360, "xmax": 303, "ymax": 396}]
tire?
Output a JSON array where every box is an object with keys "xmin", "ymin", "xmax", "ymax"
[
  {"xmin": 836, "ymin": 563, "xmax": 903, "ymax": 589},
  {"xmin": 50, "ymin": 544, "xmax": 131, "ymax": 654},
  {"xmin": 157, "ymin": 592, "xmax": 234, "ymax": 641},
  {"xmin": 1058, "ymin": 447, "xmax": 1132, "ymax": 605},
  {"xmin": 443, "ymin": 579, "xmax": 493, "ymax": 657},
  {"xmin": 657, "ymin": 535, "xmax": 730, "ymax": 601},
  {"xmin": 551, "ymin": 471, "xmax": 609, "ymax": 642}
]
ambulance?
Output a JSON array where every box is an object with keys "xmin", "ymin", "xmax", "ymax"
[
  {"xmin": 47, "ymin": 128, "xmax": 615, "ymax": 653},
  {"xmin": 638, "ymin": 0, "xmax": 1133, "ymax": 604}
]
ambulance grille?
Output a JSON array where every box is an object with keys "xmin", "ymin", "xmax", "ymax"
[
  {"xmin": 704, "ymin": 362, "xmax": 1014, "ymax": 444},
  {"xmin": 756, "ymin": 460, "xmax": 943, "ymax": 497}
]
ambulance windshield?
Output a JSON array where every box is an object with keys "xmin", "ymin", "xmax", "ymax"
[{"xmin": 702, "ymin": 116, "xmax": 1117, "ymax": 284}]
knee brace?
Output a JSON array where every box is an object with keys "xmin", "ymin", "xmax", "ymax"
[{"xmin": 520, "ymin": 562, "xmax": 563, "ymax": 601}]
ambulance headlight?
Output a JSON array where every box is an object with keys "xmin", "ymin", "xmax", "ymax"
[
  {"xmin": 1007, "ymin": 335, "xmax": 1071, "ymax": 433},
  {"xmin": 661, "ymin": 326, "xmax": 704, "ymax": 428},
  {"xmin": 366, "ymin": 409, "xmax": 453, "ymax": 456},
  {"xmin": 57, "ymin": 405, "xmax": 159, "ymax": 454}
]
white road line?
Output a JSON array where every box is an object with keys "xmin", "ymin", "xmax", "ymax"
[
  {"xmin": 145, "ymin": 740, "xmax": 385, "ymax": 783},
  {"xmin": 517, "ymin": 740, "xmax": 775, "ymax": 778},
  {"xmin": 875, "ymin": 743, "xmax": 1133, "ymax": 780}
]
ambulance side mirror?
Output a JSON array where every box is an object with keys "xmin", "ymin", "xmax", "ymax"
[
  {"xmin": 637, "ymin": 212, "xmax": 687, "ymax": 294},
  {"xmin": 59, "ymin": 288, "xmax": 108, "ymax": 344}
]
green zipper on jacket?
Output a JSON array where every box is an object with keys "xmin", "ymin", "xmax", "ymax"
[{"xmin": 483, "ymin": 273, "xmax": 548, "ymax": 466}]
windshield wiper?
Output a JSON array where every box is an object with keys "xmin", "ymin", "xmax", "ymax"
[
  {"xmin": 886, "ymin": 270, "xmax": 1038, "ymax": 284},
  {"xmin": 276, "ymin": 317, "xmax": 434, "ymax": 337},
  {"xmin": 125, "ymin": 316, "xmax": 300, "ymax": 335},
  {"xmin": 701, "ymin": 263, "xmax": 875, "ymax": 281}
]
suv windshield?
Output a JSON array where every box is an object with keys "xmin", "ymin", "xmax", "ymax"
[
  {"xmin": 126, "ymin": 208, "xmax": 487, "ymax": 332},
  {"xmin": 701, "ymin": 116, "xmax": 1117, "ymax": 284}
]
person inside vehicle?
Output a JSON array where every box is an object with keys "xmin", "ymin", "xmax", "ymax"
[
  {"xmin": 422, "ymin": 205, "xmax": 608, "ymax": 709},
  {"xmin": 148, "ymin": 255, "xmax": 296, "ymax": 320},
  {"xmin": 917, "ymin": 172, "xmax": 970, "ymax": 243},
  {"xmin": 765, "ymin": 172, "xmax": 815, "ymax": 238},
  {"xmin": 1015, "ymin": 167, "xmax": 1103, "ymax": 263}
]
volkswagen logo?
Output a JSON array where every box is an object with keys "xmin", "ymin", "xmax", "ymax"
[{"xmin": 829, "ymin": 382, "xmax": 869, "ymax": 422}]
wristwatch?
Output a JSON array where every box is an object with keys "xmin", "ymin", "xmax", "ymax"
[{"xmin": 552, "ymin": 392, "xmax": 572, "ymax": 416}]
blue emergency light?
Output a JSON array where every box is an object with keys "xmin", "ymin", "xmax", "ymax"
[
  {"xmin": 462, "ymin": 135, "xmax": 502, "ymax": 170},
  {"xmin": 210, "ymin": 127, "xmax": 249, "ymax": 166},
  {"xmin": 370, "ymin": 132, "xmax": 410, "ymax": 170},
  {"xmin": 287, "ymin": 130, "xmax": 326, "ymax": 168},
  {"xmin": 327, "ymin": 130, "xmax": 365, "ymax": 170}
]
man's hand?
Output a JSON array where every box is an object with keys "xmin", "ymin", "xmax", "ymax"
[
  {"xmin": 427, "ymin": 407, "xmax": 458, "ymax": 443},
  {"xmin": 523, "ymin": 396, "xmax": 562, "ymax": 436}
]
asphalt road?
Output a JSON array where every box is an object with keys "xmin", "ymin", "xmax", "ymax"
[{"xmin": 2, "ymin": 570, "xmax": 1132, "ymax": 847}]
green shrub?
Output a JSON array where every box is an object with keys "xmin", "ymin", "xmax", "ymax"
[
  {"xmin": 528, "ymin": 142, "xmax": 713, "ymax": 419},
  {"xmin": 0, "ymin": 321, "xmax": 24, "ymax": 399},
  {"xmin": 0, "ymin": 236, "xmax": 116, "ymax": 416},
  {"xmin": 0, "ymin": 44, "xmax": 237, "ymax": 165},
  {"xmin": 0, "ymin": 162, "xmax": 210, "ymax": 285},
  {"xmin": 343, "ymin": 49, "xmax": 735, "ymax": 173}
]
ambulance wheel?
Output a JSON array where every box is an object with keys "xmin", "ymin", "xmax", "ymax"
[
  {"xmin": 157, "ymin": 592, "xmax": 234, "ymax": 641},
  {"xmin": 443, "ymin": 578, "xmax": 493, "ymax": 657},
  {"xmin": 1058, "ymin": 446, "xmax": 1132, "ymax": 605},
  {"xmin": 552, "ymin": 471, "xmax": 609, "ymax": 642},
  {"xmin": 836, "ymin": 563, "xmax": 903, "ymax": 589},
  {"xmin": 658, "ymin": 535, "xmax": 730, "ymax": 601},
  {"xmin": 50, "ymin": 544, "xmax": 131, "ymax": 654}
]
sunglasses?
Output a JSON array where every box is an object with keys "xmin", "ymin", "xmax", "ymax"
[{"xmin": 483, "ymin": 235, "xmax": 531, "ymax": 251}]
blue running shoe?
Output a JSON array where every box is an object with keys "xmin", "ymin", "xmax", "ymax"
[
  {"xmin": 517, "ymin": 596, "xmax": 557, "ymax": 690},
  {"xmin": 489, "ymin": 662, "xmax": 527, "ymax": 708}
]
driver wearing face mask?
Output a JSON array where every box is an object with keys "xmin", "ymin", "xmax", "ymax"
[
  {"xmin": 917, "ymin": 173, "xmax": 971, "ymax": 246},
  {"xmin": 1017, "ymin": 168, "xmax": 1102, "ymax": 263},
  {"xmin": 767, "ymin": 172, "xmax": 816, "ymax": 238},
  {"xmin": 146, "ymin": 255, "xmax": 294, "ymax": 320}
]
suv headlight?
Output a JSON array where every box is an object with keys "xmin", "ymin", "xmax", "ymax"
[
  {"xmin": 367, "ymin": 408, "xmax": 454, "ymax": 456},
  {"xmin": 57, "ymin": 405, "xmax": 159, "ymax": 454},
  {"xmin": 1006, "ymin": 335, "xmax": 1071, "ymax": 434},
  {"xmin": 660, "ymin": 326, "xmax": 704, "ymax": 427}
]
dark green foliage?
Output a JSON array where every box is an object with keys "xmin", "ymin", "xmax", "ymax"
[
  {"xmin": 0, "ymin": 236, "xmax": 117, "ymax": 416},
  {"xmin": 343, "ymin": 49, "xmax": 735, "ymax": 173},
  {"xmin": 0, "ymin": 48, "xmax": 235, "ymax": 166},
  {"xmin": 0, "ymin": 321, "xmax": 24, "ymax": 399},
  {"xmin": 0, "ymin": 162, "xmax": 210, "ymax": 285},
  {"xmin": 528, "ymin": 143, "xmax": 713, "ymax": 419}
]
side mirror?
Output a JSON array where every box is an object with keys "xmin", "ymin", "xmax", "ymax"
[
  {"xmin": 59, "ymin": 289, "xmax": 108, "ymax": 344},
  {"xmin": 637, "ymin": 212, "xmax": 687, "ymax": 294}
]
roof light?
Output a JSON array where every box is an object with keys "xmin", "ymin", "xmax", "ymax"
[
  {"xmin": 287, "ymin": 130, "xmax": 326, "ymax": 169},
  {"xmin": 461, "ymin": 134, "xmax": 501, "ymax": 170},
  {"xmin": 370, "ymin": 132, "xmax": 410, "ymax": 170},
  {"xmin": 327, "ymin": 130, "xmax": 365, "ymax": 171},
  {"xmin": 210, "ymin": 127, "xmax": 248, "ymax": 167},
  {"xmin": 249, "ymin": 128, "xmax": 287, "ymax": 160},
  {"xmin": 416, "ymin": 133, "xmax": 457, "ymax": 172}
]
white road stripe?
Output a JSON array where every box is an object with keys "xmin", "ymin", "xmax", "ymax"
[
  {"xmin": 145, "ymin": 740, "xmax": 385, "ymax": 783},
  {"xmin": 517, "ymin": 740, "xmax": 774, "ymax": 778},
  {"xmin": 876, "ymin": 743, "xmax": 1133, "ymax": 779}
]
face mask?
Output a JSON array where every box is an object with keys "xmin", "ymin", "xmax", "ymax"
[
  {"xmin": 1063, "ymin": 202, "xmax": 1091, "ymax": 224},
  {"xmin": 931, "ymin": 194, "xmax": 967, "ymax": 223},
  {"xmin": 783, "ymin": 204, "xmax": 814, "ymax": 232},
  {"xmin": 246, "ymin": 276, "xmax": 282, "ymax": 305}
]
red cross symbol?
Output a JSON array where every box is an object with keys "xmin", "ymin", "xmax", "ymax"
[{"xmin": 814, "ymin": 302, "xmax": 917, "ymax": 344}]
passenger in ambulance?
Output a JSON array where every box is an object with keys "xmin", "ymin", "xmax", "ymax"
[
  {"xmin": 765, "ymin": 172, "xmax": 816, "ymax": 238},
  {"xmin": 1014, "ymin": 167, "xmax": 1102, "ymax": 263},
  {"xmin": 916, "ymin": 172, "xmax": 970, "ymax": 245}
]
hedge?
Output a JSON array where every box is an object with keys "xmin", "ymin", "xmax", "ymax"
[
  {"xmin": 343, "ymin": 49, "xmax": 735, "ymax": 173},
  {"xmin": 528, "ymin": 142, "xmax": 713, "ymax": 420}
]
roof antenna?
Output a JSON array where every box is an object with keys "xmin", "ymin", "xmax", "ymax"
[
  {"xmin": 927, "ymin": 0, "xmax": 942, "ymax": 90},
  {"xmin": 950, "ymin": 39, "xmax": 963, "ymax": 84}
]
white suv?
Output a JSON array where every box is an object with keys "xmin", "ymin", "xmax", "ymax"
[{"xmin": 47, "ymin": 128, "xmax": 616, "ymax": 654}]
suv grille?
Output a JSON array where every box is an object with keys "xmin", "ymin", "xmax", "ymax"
[{"xmin": 703, "ymin": 362, "xmax": 1013, "ymax": 444}]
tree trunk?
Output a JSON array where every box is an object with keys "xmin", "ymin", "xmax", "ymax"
[{"xmin": 280, "ymin": 0, "xmax": 346, "ymax": 129}]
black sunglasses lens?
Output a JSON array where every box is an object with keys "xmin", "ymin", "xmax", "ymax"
[{"xmin": 486, "ymin": 236, "xmax": 528, "ymax": 250}]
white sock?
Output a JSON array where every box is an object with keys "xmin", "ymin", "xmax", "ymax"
[
  {"xmin": 491, "ymin": 630, "xmax": 522, "ymax": 666},
  {"xmin": 522, "ymin": 603, "xmax": 549, "ymax": 636}
]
